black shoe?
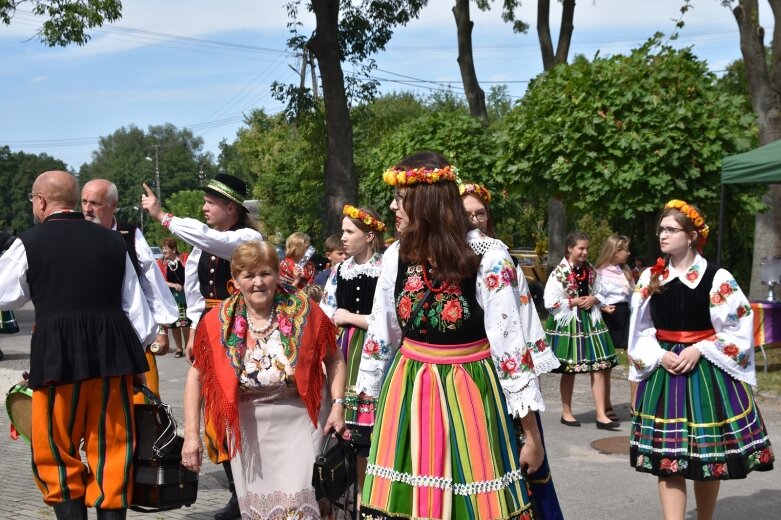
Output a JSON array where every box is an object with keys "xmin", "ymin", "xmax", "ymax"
[
  {"xmin": 174, "ymin": 350, "xmax": 184, "ymax": 358},
  {"xmin": 52, "ymin": 500, "xmax": 87, "ymax": 520},
  {"xmin": 596, "ymin": 420, "xmax": 621, "ymax": 430},
  {"xmin": 215, "ymin": 493, "xmax": 240, "ymax": 520},
  {"xmin": 96, "ymin": 509, "xmax": 127, "ymax": 520},
  {"xmin": 560, "ymin": 417, "xmax": 581, "ymax": 427}
]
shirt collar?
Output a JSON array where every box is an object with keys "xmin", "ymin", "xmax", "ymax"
[{"xmin": 660, "ymin": 254, "xmax": 707, "ymax": 289}]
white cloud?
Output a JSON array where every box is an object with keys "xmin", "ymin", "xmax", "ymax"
[{"xmin": 29, "ymin": 74, "xmax": 49, "ymax": 84}]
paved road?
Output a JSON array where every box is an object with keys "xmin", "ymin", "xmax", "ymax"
[{"xmin": 1, "ymin": 303, "xmax": 779, "ymax": 519}]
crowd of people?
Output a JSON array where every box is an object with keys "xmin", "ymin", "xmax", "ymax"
[{"xmin": 0, "ymin": 155, "xmax": 775, "ymax": 520}]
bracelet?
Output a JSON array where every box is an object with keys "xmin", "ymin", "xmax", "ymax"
[
  {"xmin": 161, "ymin": 212, "xmax": 174, "ymax": 228},
  {"xmin": 332, "ymin": 398, "xmax": 346, "ymax": 405}
]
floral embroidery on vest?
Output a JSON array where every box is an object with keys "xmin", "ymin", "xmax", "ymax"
[{"xmin": 397, "ymin": 264, "xmax": 471, "ymax": 332}]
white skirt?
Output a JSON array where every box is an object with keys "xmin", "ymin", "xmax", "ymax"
[{"xmin": 231, "ymin": 394, "xmax": 329, "ymax": 519}]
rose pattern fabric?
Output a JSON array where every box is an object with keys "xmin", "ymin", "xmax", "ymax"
[{"xmin": 396, "ymin": 264, "xmax": 471, "ymax": 333}]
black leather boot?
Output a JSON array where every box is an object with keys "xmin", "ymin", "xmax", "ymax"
[
  {"xmin": 96, "ymin": 508, "xmax": 127, "ymax": 520},
  {"xmin": 52, "ymin": 500, "xmax": 87, "ymax": 520},
  {"xmin": 214, "ymin": 493, "xmax": 240, "ymax": 520},
  {"xmin": 215, "ymin": 462, "xmax": 240, "ymax": 520}
]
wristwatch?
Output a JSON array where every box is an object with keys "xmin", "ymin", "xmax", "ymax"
[{"xmin": 332, "ymin": 398, "xmax": 346, "ymax": 405}]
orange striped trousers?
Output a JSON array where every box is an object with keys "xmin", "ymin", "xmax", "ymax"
[{"xmin": 31, "ymin": 376, "xmax": 135, "ymax": 508}]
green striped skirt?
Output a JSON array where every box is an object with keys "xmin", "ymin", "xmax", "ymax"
[
  {"xmin": 544, "ymin": 308, "xmax": 617, "ymax": 373},
  {"xmin": 630, "ymin": 341, "xmax": 774, "ymax": 480}
]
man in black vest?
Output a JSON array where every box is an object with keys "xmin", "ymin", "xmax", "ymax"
[
  {"xmin": 141, "ymin": 173, "xmax": 262, "ymax": 520},
  {"xmin": 81, "ymin": 179, "xmax": 179, "ymax": 401},
  {"xmin": 0, "ymin": 171, "xmax": 154, "ymax": 520}
]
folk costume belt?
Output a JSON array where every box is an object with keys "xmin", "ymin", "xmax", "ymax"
[
  {"xmin": 656, "ymin": 329, "xmax": 715, "ymax": 344},
  {"xmin": 400, "ymin": 337, "xmax": 490, "ymax": 364}
]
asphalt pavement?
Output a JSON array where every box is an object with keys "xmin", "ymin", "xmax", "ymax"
[{"xmin": 1, "ymin": 303, "xmax": 779, "ymax": 519}]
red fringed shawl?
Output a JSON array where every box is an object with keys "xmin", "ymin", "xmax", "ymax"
[{"xmin": 194, "ymin": 288, "xmax": 337, "ymax": 457}]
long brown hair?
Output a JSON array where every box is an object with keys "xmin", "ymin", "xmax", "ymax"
[
  {"xmin": 396, "ymin": 151, "xmax": 478, "ymax": 283},
  {"xmin": 646, "ymin": 207, "xmax": 702, "ymax": 296}
]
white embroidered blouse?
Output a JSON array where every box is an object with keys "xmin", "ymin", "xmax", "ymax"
[
  {"xmin": 355, "ymin": 230, "xmax": 545, "ymax": 418},
  {"xmin": 627, "ymin": 255, "xmax": 756, "ymax": 385},
  {"xmin": 543, "ymin": 257, "xmax": 605, "ymax": 327}
]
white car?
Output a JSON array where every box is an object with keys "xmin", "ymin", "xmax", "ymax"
[{"xmin": 149, "ymin": 246, "xmax": 163, "ymax": 261}]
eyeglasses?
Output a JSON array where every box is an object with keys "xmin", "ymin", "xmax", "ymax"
[
  {"xmin": 28, "ymin": 192, "xmax": 41, "ymax": 202},
  {"xmin": 468, "ymin": 210, "xmax": 489, "ymax": 223},
  {"xmin": 655, "ymin": 226, "xmax": 685, "ymax": 237}
]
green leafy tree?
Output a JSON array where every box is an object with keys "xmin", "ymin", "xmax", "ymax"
[
  {"xmin": 497, "ymin": 36, "xmax": 762, "ymax": 281},
  {"xmin": 0, "ymin": 146, "xmax": 68, "ymax": 232},
  {"xmin": 233, "ymin": 109, "xmax": 327, "ymax": 242},
  {"xmin": 78, "ymin": 124, "xmax": 214, "ymax": 218},
  {"xmin": 0, "ymin": 0, "xmax": 122, "ymax": 46}
]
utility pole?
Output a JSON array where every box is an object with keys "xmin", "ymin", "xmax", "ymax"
[{"xmin": 146, "ymin": 145, "xmax": 162, "ymax": 205}]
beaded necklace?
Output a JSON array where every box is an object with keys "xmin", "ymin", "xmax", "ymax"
[{"xmin": 421, "ymin": 262, "xmax": 449, "ymax": 293}]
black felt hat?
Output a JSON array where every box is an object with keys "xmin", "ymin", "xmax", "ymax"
[{"xmin": 202, "ymin": 174, "xmax": 248, "ymax": 209}]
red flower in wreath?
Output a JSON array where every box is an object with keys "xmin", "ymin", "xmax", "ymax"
[
  {"xmin": 722, "ymin": 344, "xmax": 739, "ymax": 358},
  {"xmin": 710, "ymin": 293, "xmax": 724, "ymax": 306},
  {"xmin": 398, "ymin": 295, "xmax": 413, "ymax": 320},
  {"xmin": 718, "ymin": 282, "xmax": 733, "ymax": 296},
  {"xmin": 441, "ymin": 299, "xmax": 464, "ymax": 323},
  {"xmin": 686, "ymin": 270, "xmax": 699, "ymax": 282}
]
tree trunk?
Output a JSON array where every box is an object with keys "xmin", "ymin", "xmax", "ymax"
[
  {"xmin": 307, "ymin": 0, "xmax": 358, "ymax": 236},
  {"xmin": 732, "ymin": 1, "xmax": 781, "ymax": 299},
  {"xmin": 453, "ymin": 0, "xmax": 488, "ymax": 122},
  {"xmin": 538, "ymin": 0, "xmax": 576, "ymax": 270},
  {"xmin": 547, "ymin": 196, "xmax": 566, "ymax": 276}
]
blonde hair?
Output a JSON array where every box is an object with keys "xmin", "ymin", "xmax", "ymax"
[
  {"xmin": 595, "ymin": 234, "xmax": 633, "ymax": 283},
  {"xmin": 230, "ymin": 241, "xmax": 280, "ymax": 278},
  {"xmin": 303, "ymin": 284, "xmax": 324, "ymax": 303},
  {"xmin": 343, "ymin": 206, "xmax": 385, "ymax": 254},
  {"xmin": 285, "ymin": 232, "xmax": 311, "ymax": 261}
]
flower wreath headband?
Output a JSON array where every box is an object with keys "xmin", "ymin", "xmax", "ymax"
[
  {"xmin": 343, "ymin": 204, "xmax": 386, "ymax": 233},
  {"xmin": 459, "ymin": 182, "xmax": 492, "ymax": 205},
  {"xmin": 382, "ymin": 165, "xmax": 460, "ymax": 187},
  {"xmin": 665, "ymin": 199, "xmax": 710, "ymax": 251}
]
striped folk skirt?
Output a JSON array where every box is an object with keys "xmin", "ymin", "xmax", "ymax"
[
  {"xmin": 630, "ymin": 341, "xmax": 774, "ymax": 480},
  {"xmin": 0, "ymin": 310, "xmax": 19, "ymax": 334},
  {"xmin": 337, "ymin": 325, "xmax": 374, "ymax": 453},
  {"xmin": 360, "ymin": 338, "xmax": 535, "ymax": 520},
  {"xmin": 544, "ymin": 309, "xmax": 618, "ymax": 373}
]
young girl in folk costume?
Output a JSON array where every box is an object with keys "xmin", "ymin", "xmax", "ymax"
[
  {"xmin": 320, "ymin": 205, "xmax": 384, "ymax": 486},
  {"xmin": 544, "ymin": 231, "xmax": 619, "ymax": 429},
  {"xmin": 280, "ymin": 231, "xmax": 316, "ymax": 289},
  {"xmin": 595, "ymin": 234, "xmax": 634, "ymax": 416},
  {"xmin": 357, "ymin": 152, "xmax": 544, "ymax": 520},
  {"xmin": 461, "ymin": 182, "xmax": 563, "ymax": 520},
  {"xmin": 158, "ymin": 237, "xmax": 191, "ymax": 358},
  {"xmin": 629, "ymin": 200, "xmax": 773, "ymax": 520}
]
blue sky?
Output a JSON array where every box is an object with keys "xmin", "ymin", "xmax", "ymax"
[{"xmin": 1, "ymin": 0, "xmax": 774, "ymax": 171}]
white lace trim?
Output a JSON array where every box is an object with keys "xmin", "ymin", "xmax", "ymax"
[
  {"xmin": 366, "ymin": 464, "xmax": 525, "ymax": 496},
  {"xmin": 695, "ymin": 343, "xmax": 756, "ymax": 386},
  {"xmin": 467, "ymin": 230, "xmax": 508, "ymax": 255},
  {"xmin": 338, "ymin": 253, "xmax": 383, "ymax": 280},
  {"xmin": 531, "ymin": 348, "xmax": 561, "ymax": 375},
  {"xmin": 504, "ymin": 378, "xmax": 546, "ymax": 417}
]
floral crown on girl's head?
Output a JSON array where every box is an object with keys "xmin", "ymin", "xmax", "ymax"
[
  {"xmin": 343, "ymin": 204, "xmax": 386, "ymax": 233},
  {"xmin": 382, "ymin": 165, "xmax": 459, "ymax": 187},
  {"xmin": 459, "ymin": 182, "xmax": 492, "ymax": 205},
  {"xmin": 664, "ymin": 199, "xmax": 709, "ymax": 251}
]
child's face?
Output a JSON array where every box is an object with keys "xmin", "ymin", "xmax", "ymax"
[{"xmin": 327, "ymin": 249, "xmax": 347, "ymax": 265}]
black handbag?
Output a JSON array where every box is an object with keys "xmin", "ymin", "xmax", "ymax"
[
  {"xmin": 131, "ymin": 384, "xmax": 199, "ymax": 513},
  {"xmin": 312, "ymin": 431, "xmax": 357, "ymax": 518}
]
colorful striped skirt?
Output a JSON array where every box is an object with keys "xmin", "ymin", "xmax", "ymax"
[
  {"xmin": 337, "ymin": 325, "xmax": 374, "ymax": 453},
  {"xmin": 361, "ymin": 338, "xmax": 535, "ymax": 520},
  {"xmin": 630, "ymin": 341, "xmax": 774, "ymax": 480},
  {"xmin": 544, "ymin": 309, "xmax": 617, "ymax": 373}
]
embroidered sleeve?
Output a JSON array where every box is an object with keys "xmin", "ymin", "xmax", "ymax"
[
  {"xmin": 692, "ymin": 269, "xmax": 756, "ymax": 385},
  {"xmin": 516, "ymin": 268, "xmax": 560, "ymax": 375},
  {"xmin": 627, "ymin": 269, "xmax": 664, "ymax": 381},
  {"xmin": 355, "ymin": 243, "xmax": 402, "ymax": 397},
  {"xmin": 478, "ymin": 249, "xmax": 544, "ymax": 417},
  {"xmin": 319, "ymin": 265, "xmax": 340, "ymax": 320},
  {"xmin": 543, "ymin": 261, "xmax": 576, "ymax": 327}
]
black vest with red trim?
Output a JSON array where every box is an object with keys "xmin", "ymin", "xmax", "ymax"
[
  {"xmin": 197, "ymin": 222, "xmax": 246, "ymax": 301},
  {"xmin": 19, "ymin": 212, "xmax": 149, "ymax": 388}
]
